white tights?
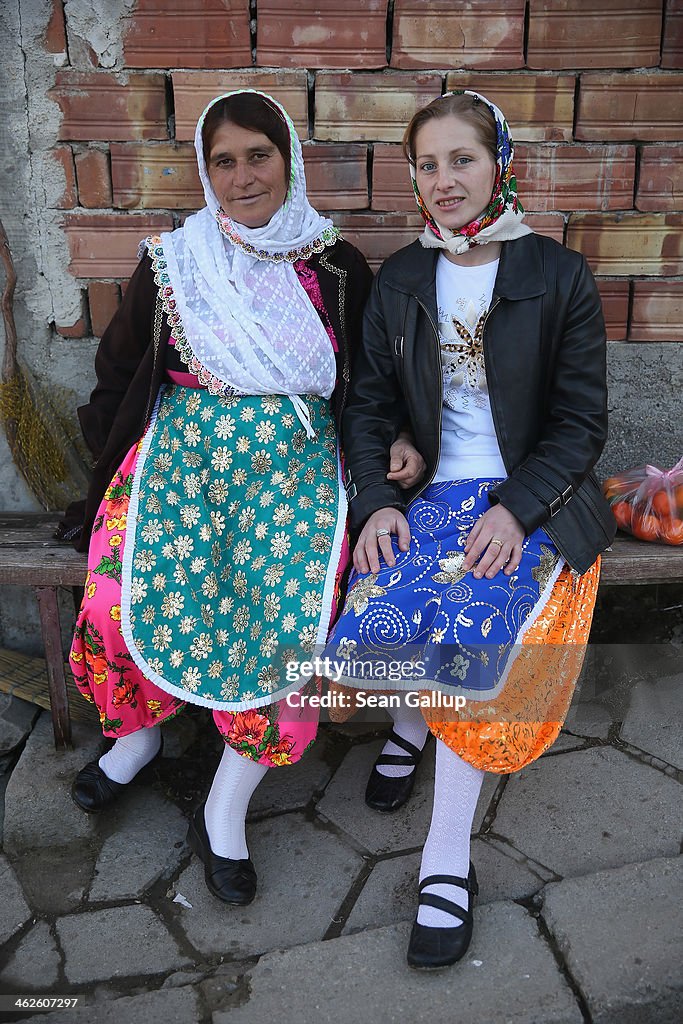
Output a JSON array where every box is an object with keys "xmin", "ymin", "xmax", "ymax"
[{"xmin": 417, "ymin": 738, "xmax": 485, "ymax": 928}]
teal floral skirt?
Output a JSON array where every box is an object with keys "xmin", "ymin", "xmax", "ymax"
[{"xmin": 120, "ymin": 386, "xmax": 347, "ymax": 712}]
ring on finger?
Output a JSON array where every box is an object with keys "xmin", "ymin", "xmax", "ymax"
[
  {"xmin": 375, "ymin": 528, "xmax": 390, "ymax": 538},
  {"xmin": 490, "ymin": 537, "xmax": 504, "ymax": 548}
]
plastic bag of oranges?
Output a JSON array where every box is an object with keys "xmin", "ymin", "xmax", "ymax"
[{"xmin": 603, "ymin": 458, "xmax": 683, "ymax": 545}]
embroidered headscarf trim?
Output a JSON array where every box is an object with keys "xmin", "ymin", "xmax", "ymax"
[
  {"xmin": 410, "ymin": 90, "xmax": 532, "ymax": 256},
  {"xmin": 141, "ymin": 89, "xmax": 339, "ymax": 400}
]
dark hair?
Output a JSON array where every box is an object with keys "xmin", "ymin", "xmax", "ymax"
[
  {"xmin": 402, "ymin": 93, "xmax": 497, "ymax": 166},
  {"xmin": 202, "ymin": 93, "xmax": 291, "ymax": 181}
]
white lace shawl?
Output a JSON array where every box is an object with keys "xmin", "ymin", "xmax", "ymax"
[{"xmin": 142, "ymin": 91, "xmax": 339, "ymax": 401}]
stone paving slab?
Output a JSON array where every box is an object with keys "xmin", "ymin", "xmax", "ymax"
[
  {"xmin": 317, "ymin": 740, "xmax": 499, "ymax": 855},
  {"xmin": 19, "ymin": 988, "xmax": 200, "ymax": 1024},
  {"xmin": 248, "ymin": 734, "xmax": 335, "ymax": 818},
  {"xmin": 214, "ymin": 901, "xmax": 583, "ymax": 1024},
  {"xmin": 0, "ymin": 921, "xmax": 60, "ymax": 990},
  {"xmin": 173, "ymin": 812, "xmax": 363, "ymax": 958},
  {"xmin": 563, "ymin": 699, "xmax": 614, "ymax": 740},
  {"xmin": 619, "ymin": 673, "xmax": 683, "ymax": 769},
  {"xmin": 542, "ymin": 856, "xmax": 683, "ymax": 1024},
  {"xmin": 343, "ymin": 838, "xmax": 546, "ymax": 936},
  {"xmin": 2, "ymin": 713, "xmax": 102, "ymax": 855},
  {"xmin": 0, "ymin": 692, "xmax": 39, "ymax": 761},
  {"xmin": 89, "ymin": 788, "xmax": 189, "ymax": 902},
  {"xmin": 0, "ymin": 853, "xmax": 32, "ymax": 946},
  {"xmin": 9, "ymin": 843, "xmax": 97, "ymax": 917},
  {"xmin": 56, "ymin": 904, "xmax": 192, "ymax": 985},
  {"xmin": 491, "ymin": 746, "xmax": 683, "ymax": 877}
]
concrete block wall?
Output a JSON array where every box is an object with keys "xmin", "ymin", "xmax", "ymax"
[{"xmin": 0, "ymin": 0, "xmax": 681, "ymax": 653}]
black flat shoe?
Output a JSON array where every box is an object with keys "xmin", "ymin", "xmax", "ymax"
[
  {"xmin": 71, "ymin": 760, "xmax": 126, "ymax": 813},
  {"xmin": 71, "ymin": 735, "xmax": 164, "ymax": 814},
  {"xmin": 407, "ymin": 864, "xmax": 478, "ymax": 970},
  {"xmin": 365, "ymin": 729, "xmax": 428, "ymax": 812},
  {"xmin": 188, "ymin": 802, "xmax": 257, "ymax": 906}
]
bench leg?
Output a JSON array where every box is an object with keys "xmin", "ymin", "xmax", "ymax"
[{"xmin": 36, "ymin": 586, "xmax": 72, "ymax": 749}]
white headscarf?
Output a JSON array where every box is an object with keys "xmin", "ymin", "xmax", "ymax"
[{"xmin": 142, "ymin": 90, "xmax": 339, "ymax": 404}]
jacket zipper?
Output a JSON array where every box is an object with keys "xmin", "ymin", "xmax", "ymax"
[{"xmin": 407, "ymin": 296, "xmax": 443, "ymax": 504}]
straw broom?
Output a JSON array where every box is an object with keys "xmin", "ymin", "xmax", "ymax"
[{"xmin": 0, "ymin": 214, "xmax": 90, "ymax": 510}]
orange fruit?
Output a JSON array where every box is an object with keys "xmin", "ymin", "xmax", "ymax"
[
  {"xmin": 611, "ymin": 501, "xmax": 632, "ymax": 531},
  {"xmin": 661, "ymin": 518, "xmax": 683, "ymax": 545},
  {"xmin": 652, "ymin": 489, "xmax": 675, "ymax": 519},
  {"xmin": 631, "ymin": 514, "xmax": 661, "ymax": 542}
]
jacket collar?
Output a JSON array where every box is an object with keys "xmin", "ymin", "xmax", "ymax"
[{"xmin": 383, "ymin": 234, "xmax": 547, "ymax": 304}]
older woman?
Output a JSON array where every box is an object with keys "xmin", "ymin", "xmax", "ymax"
[
  {"xmin": 64, "ymin": 90, "xmax": 422, "ymax": 906},
  {"xmin": 327, "ymin": 90, "xmax": 615, "ymax": 968}
]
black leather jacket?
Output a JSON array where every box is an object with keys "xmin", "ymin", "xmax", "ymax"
[{"xmin": 342, "ymin": 233, "xmax": 616, "ymax": 574}]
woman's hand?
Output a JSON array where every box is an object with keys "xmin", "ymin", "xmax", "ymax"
[
  {"xmin": 354, "ymin": 507, "xmax": 411, "ymax": 574},
  {"xmin": 463, "ymin": 504, "xmax": 525, "ymax": 580},
  {"xmin": 387, "ymin": 433, "xmax": 426, "ymax": 489}
]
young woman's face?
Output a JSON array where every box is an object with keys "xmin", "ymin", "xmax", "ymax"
[
  {"xmin": 207, "ymin": 122, "xmax": 289, "ymax": 228},
  {"xmin": 414, "ymin": 114, "xmax": 496, "ymax": 231}
]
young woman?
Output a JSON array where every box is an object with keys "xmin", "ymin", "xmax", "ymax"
[
  {"xmin": 62, "ymin": 90, "xmax": 422, "ymax": 906},
  {"xmin": 327, "ymin": 90, "xmax": 615, "ymax": 969}
]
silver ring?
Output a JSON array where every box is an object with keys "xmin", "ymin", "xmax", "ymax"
[
  {"xmin": 375, "ymin": 528, "xmax": 390, "ymax": 538},
  {"xmin": 490, "ymin": 537, "xmax": 504, "ymax": 548}
]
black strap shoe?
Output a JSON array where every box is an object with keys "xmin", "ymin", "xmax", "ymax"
[
  {"xmin": 407, "ymin": 863, "xmax": 478, "ymax": 970},
  {"xmin": 188, "ymin": 802, "xmax": 257, "ymax": 906},
  {"xmin": 364, "ymin": 729, "xmax": 428, "ymax": 813}
]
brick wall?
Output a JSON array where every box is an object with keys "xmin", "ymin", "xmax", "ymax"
[{"xmin": 47, "ymin": 0, "xmax": 682, "ymax": 343}]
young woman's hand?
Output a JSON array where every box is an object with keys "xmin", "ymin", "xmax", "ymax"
[
  {"xmin": 354, "ymin": 507, "xmax": 411, "ymax": 574},
  {"xmin": 387, "ymin": 433, "xmax": 426, "ymax": 489},
  {"xmin": 463, "ymin": 504, "xmax": 525, "ymax": 579}
]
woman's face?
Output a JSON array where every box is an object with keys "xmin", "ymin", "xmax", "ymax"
[
  {"xmin": 206, "ymin": 121, "xmax": 289, "ymax": 228},
  {"xmin": 414, "ymin": 114, "xmax": 496, "ymax": 231}
]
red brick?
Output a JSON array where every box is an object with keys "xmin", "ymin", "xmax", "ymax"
[
  {"xmin": 662, "ymin": 0, "xmax": 683, "ymax": 68},
  {"xmin": 122, "ymin": 0, "xmax": 251, "ymax": 69},
  {"xmin": 51, "ymin": 72, "xmax": 168, "ymax": 142},
  {"xmin": 392, "ymin": 0, "xmax": 525, "ymax": 70},
  {"xmin": 64, "ymin": 213, "xmax": 174, "ymax": 278},
  {"xmin": 636, "ymin": 146, "xmax": 683, "ymax": 212},
  {"xmin": 43, "ymin": 0, "xmax": 67, "ymax": 55},
  {"xmin": 528, "ymin": 0, "xmax": 662, "ymax": 70},
  {"xmin": 596, "ymin": 280, "xmax": 630, "ymax": 341},
  {"xmin": 332, "ymin": 212, "xmax": 423, "ymax": 269},
  {"xmin": 523, "ymin": 213, "xmax": 565, "ymax": 244},
  {"xmin": 74, "ymin": 149, "xmax": 113, "ymax": 208},
  {"xmin": 111, "ymin": 143, "xmax": 201, "ymax": 209},
  {"xmin": 56, "ymin": 318, "xmax": 88, "ymax": 339},
  {"xmin": 88, "ymin": 282, "xmax": 121, "ymax": 337},
  {"xmin": 515, "ymin": 145, "xmax": 636, "ymax": 212},
  {"xmin": 630, "ymin": 281, "xmax": 683, "ymax": 341},
  {"xmin": 576, "ymin": 74, "xmax": 683, "ymax": 143},
  {"xmin": 52, "ymin": 146, "xmax": 77, "ymax": 208},
  {"xmin": 172, "ymin": 71, "xmax": 308, "ymax": 142},
  {"xmin": 446, "ymin": 73, "xmax": 575, "ymax": 143},
  {"xmin": 257, "ymin": 0, "xmax": 387, "ymax": 69},
  {"xmin": 372, "ymin": 144, "xmax": 414, "ymax": 211},
  {"xmin": 370, "ymin": 142, "xmax": 413, "ymax": 209},
  {"xmin": 567, "ymin": 213, "xmax": 683, "ymax": 276},
  {"xmin": 315, "ymin": 72, "xmax": 441, "ymax": 143},
  {"xmin": 302, "ymin": 144, "xmax": 368, "ymax": 210}
]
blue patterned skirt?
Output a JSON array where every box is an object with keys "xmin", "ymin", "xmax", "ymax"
[{"xmin": 326, "ymin": 480, "xmax": 565, "ymax": 699}]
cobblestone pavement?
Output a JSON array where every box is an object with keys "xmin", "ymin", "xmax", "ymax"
[{"xmin": 0, "ymin": 639, "xmax": 681, "ymax": 1024}]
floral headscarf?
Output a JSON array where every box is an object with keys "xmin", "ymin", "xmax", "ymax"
[{"xmin": 410, "ymin": 90, "xmax": 532, "ymax": 256}]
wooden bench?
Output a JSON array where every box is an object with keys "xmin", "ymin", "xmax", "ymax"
[{"xmin": 1, "ymin": 512, "xmax": 682, "ymax": 749}]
